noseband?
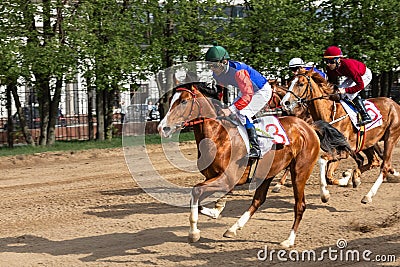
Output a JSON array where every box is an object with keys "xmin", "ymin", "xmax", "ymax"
[
  {"xmin": 290, "ymin": 74, "xmax": 313, "ymax": 104},
  {"xmin": 175, "ymin": 87, "xmax": 214, "ymax": 128}
]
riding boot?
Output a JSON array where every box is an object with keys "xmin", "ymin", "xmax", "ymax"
[
  {"xmin": 352, "ymin": 95, "xmax": 372, "ymax": 126},
  {"xmin": 246, "ymin": 126, "xmax": 261, "ymax": 159}
]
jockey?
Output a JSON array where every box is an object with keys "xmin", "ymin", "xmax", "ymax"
[
  {"xmin": 205, "ymin": 44, "xmax": 272, "ymax": 159},
  {"xmin": 323, "ymin": 45, "xmax": 372, "ymax": 126},
  {"xmin": 288, "ymin": 57, "xmax": 327, "ymax": 79}
]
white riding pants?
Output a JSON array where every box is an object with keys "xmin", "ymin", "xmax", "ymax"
[
  {"xmin": 339, "ymin": 67, "xmax": 372, "ymax": 100},
  {"xmin": 229, "ymin": 83, "xmax": 272, "ymax": 125}
]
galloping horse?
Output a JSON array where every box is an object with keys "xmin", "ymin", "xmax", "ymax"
[
  {"xmin": 268, "ymin": 80, "xmax": 312, "ymax": 193},
  {"xmin": 158, "ymin": 82, "xmax": 350, "ymax": 247},
  {"xmin": 281, "ymin": 69, "xmax": 400, "ymax": 204},
  {"xmin": 274, "ymin": 76, "xmax": 382, "ymax": 192}
]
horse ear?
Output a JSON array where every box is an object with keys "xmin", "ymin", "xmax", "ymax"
[{"xmin": 191, "ymin": 85, "xmax": 199, "ymax": 95}]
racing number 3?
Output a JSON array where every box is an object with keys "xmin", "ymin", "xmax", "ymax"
[{"xmin": 265, "ymin": 124, "xmax": 287, "ymax": 144}]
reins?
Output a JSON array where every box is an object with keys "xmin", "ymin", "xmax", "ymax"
[
  {"xmin": 175, "ymin": 86, "xmax": 237, "ymax": 128},
  {"xmin": 289, "ymin": 74, "xmax": 343, "ymax": 123}
]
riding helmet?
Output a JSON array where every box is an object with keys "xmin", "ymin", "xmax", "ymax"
[
  {"xmin": 288, "ymin": 58, "xmax": 305, "ymax": 68},
  {"xmin": 323, "ymin": 46, "xmax": 343, "ymax": 58},
  {"xmin": 205, "ymin": 44, "xmax": 230, "ymax": 62}
]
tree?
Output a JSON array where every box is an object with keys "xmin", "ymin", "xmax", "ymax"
[{"xmin": 66, "ymin": 0, "xmax": 149, "ymax": 140}]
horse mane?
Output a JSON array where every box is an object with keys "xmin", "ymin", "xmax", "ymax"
[
  {"xmin": 173, "ymin": 82, "xmax": 219, "ymax": 100},
  {"xmin": 305, "ymin": 69, "xmax": 335, "ymax": 94}
]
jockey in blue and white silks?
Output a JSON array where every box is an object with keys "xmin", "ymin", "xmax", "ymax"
[{"xmin": 206, "ymin": 44, "xmax": 272, "ymax": 159}]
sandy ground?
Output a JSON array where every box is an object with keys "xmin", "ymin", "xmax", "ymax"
[{"xmin": 0, "ymin": 141, "xmax": 399, "ymax": 267}]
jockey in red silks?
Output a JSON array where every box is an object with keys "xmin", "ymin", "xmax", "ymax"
[
  {"xmin": 323, "ymin": 45, "xmax": 372, "ymax": 126},
  {"xmin": 205, "ymin": 44, "xmax": 272, "ymax": 159}
]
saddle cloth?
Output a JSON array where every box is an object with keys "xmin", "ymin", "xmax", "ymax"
[
  {"xmin": 340, "ymin": 100, "xmax": 382, "ymax": 131},
  {"xmin": 238, "ymin": 115, "xmax": 289, "ymax": 156}
]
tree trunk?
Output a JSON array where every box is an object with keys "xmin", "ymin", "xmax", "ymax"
[
  {"xmin": 388, "ymin": 70, "xmax": 394, "ymax": 98},
  {"xmin": 10, "ymin": 83, "xmax": 35, "ymax": 146},
  {"xmin": 88, "ymin": 86, "xmax": 95, "ymax": 141},
  {"xmin": 47, "ymin": 78, "xmax": 63, "ymax": 145},
  {"xmin": 96, "ymin": 87, "xmax": 105, "ymax": 141},
  {"xmin": 105, "ymin": 86, "xmax": 116, "ymax": 140},
  {"xmin": 6, "ymin": 85, "xmax": 14, "ymax": 148},
  {"xmin": 371, "ymin": 73, "xmax": 380, "ymax": 98},
  {"xmin": 38, "ymin": 77, "xmax": 51, "ymax": 146},
  {"xmin": 380, "ymin": 71, "xmax": 389, "ymax": 97}
]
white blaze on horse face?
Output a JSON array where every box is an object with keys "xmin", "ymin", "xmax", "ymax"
[
  {"xmin": 281, "ymin": 77, "xmax": 298, "ymax": 112},
  {"xmin": 158, "ymin": 92, "xmax": 182, "ymax": 137}
]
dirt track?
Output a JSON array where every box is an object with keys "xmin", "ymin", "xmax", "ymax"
[{"xmin": 0, "ymin": 142, "xmax": 399, "ymax": 266}]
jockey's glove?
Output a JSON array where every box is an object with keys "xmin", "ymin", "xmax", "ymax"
[{"xmin": 333, "ymin": 84, "xmax": 339, "ymax": 91}]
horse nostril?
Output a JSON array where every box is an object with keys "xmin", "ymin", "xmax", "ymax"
[
  {"xmin": 284, "ymin": 101, "xmax": 290, "ymax": 107},
  {"xmin": 163, "ymin": 126, "xmax": 171, "ymax": 133}
]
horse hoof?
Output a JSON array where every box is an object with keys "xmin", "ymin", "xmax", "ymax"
[
  {"xmin": 272, "ymin": 185, "xmax": 281, "ymax": 193},
  {"xmin": 280, "ymin": 239, "xmax": 294, "ymax": 248},
  {"xmin": 223, "ymin": 229, "xmax": 237, "ymax": 238},
  {"xmin": 342, "ymin": 170, "xmax": 352, "ymax": 178},
  {"xmin": 188, "ymin": 230, "xmax": 201, "ymax": 243},
  {"xmin": 331, "ymin": 179, "xmax": 340, "ymax": 185},
  {"xmin": 326, "ymin": 179, "xmax": 334, "ymax": 185},
  {"xmin": 361, "ymin": 195, "xmax": 372, "ymax": 204},
  {"xmin": 321, "ymin": 194, "xmax": 330, "ymax": 203},
  {"xmin": 353, "ymin": 179, "xmax": 361, "ymax": 188},
  {"xmin": 338, "ymin": 179, "xmax": 349, "ymax": 187},
  {"xmin": 386, "ymin": 172, "xmax": 400, "ymax": 183}
]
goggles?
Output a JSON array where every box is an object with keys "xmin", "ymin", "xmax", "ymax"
[
  {"xmin": 208, "ymin": 62, "xmax": 221, "ymax": 69},
  {"xmin": 289, "ymin": 67, "xmax": 300, "ymax": 72},
  {"xmin": 208, "ymin": 61, "xmax": 227, "ymax": 73},
  {"xmin": 324, "ymin": 58, "xmax": 337, "ymax": 64}
]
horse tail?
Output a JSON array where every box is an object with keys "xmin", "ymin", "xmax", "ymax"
[{"xmin": 312, "ymin": 120, "xmax": 352, "ymax": 155}]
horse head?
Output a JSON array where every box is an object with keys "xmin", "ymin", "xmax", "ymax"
[
  {"xmin": 158, "ymin": 82, "xmax": 219, "ymax": 138},
  {"xmin": 279, "ymin": 69, "xmax": 310, "ymax": 116},
  {"xmin": 281, "ymin": 69, "xmax": 334, "ymax": 119}
]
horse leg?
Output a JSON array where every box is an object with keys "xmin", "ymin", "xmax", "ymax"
[
  {"xmin": 199, "ymin": 194, "xmax": 229, "ymax": 219},
  {"xmin": 319, "ymin": 157, "xmax": 331, "ymax": 203},
  {"xmin": 362, "ymin": 136, "xmax": 400, "ymax": 204},
  {"xmin": 326, "ymin": 160, "xmax": 352, "ymax": 187},
  {"xmin": 189, "ymin": 176, "xmax": 233, "ymax": 242},
  {"xmin": 272, "ymin": 168, "xmax": 290, "ymax": 193},
  {"xmin": 223, "ymin": 178, "xmax": 273, "ymax": 238},
  {"xmin": 382, "ymin": 141, "xmax": 400, "ymax": 181},
  {"xmin": 189, "ymin": 187, "xmax": 201, "ymax": 243},
  {"xmin": 280, "ymin": 167, "xmax": 308, "ymax": 248},
  {"xmin": 359, "ymin": 147, "xmax": 380, "ymax": 173}
]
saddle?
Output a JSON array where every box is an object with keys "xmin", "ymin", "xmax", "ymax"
[{"xmin": 340, "ymin": 99, "xmax": 382, "ymax": 131}]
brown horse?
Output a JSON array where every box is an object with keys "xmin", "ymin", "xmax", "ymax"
[
  {"xmin": 158, "ymin": 82, "xmax": 350, "ymax": 247},
  {"xmin": 273, "ymin": 78, "xmax": 382, "ymax": 192},
  {"xmin": 281, "ymin": 69, "xmax": 400, "ymax": 204},
  {"xmin": 268, "ymin": 80, "xmax": 311, "ymax": 193}
]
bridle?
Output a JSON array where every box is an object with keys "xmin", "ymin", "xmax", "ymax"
[
  {"xmin": 284, "ymin": 73, "xmax": 346, "ymax": 124},
  {"xmin": 175, "ymin": 86, "xmax": 215, "ymax": 128},
  {"xmin": 288, "ymin": 73, "xmax": 338, "ymax": 108},
  {"xmin": 281, "ymin": 74, "xmax": 312, "ymax": 113}
]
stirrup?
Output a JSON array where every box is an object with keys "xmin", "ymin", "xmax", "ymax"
[
  {"xmin": 357, "ymin": 118, "xmax": 372, "ymax": 126},
  {"xmin": 247, "ymin": 148, "xmax": 262, "ymax": 159}
]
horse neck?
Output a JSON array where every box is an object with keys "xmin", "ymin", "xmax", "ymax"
[
  {"xmin": 308, "ymin": 80, "xmax": 335, "ymax": 122},
  {"xmin": 192, "ymin": 120, "xmax": 231, "ymax": 149}
]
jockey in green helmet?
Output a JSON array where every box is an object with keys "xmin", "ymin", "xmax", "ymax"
[
  {"xmin": 205, "ymin": 44, "xmax": 272, "ymax": 159},
  {"xmin": 205, "ymin": 45, "xmax": 230, "ymax": 62}
]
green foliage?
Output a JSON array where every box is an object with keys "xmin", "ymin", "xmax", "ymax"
[{"xmin": 1, "ymin": 0, "xmax": 400, "ymax": 148}]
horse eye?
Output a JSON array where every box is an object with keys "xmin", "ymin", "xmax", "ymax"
[
  {"xmin": 299, "ymin": 83, "xmax": 305, "ymax": 87},
  {"xmin": 181, "ymin": 100, "xmax": 187, "ymax": 105}
]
